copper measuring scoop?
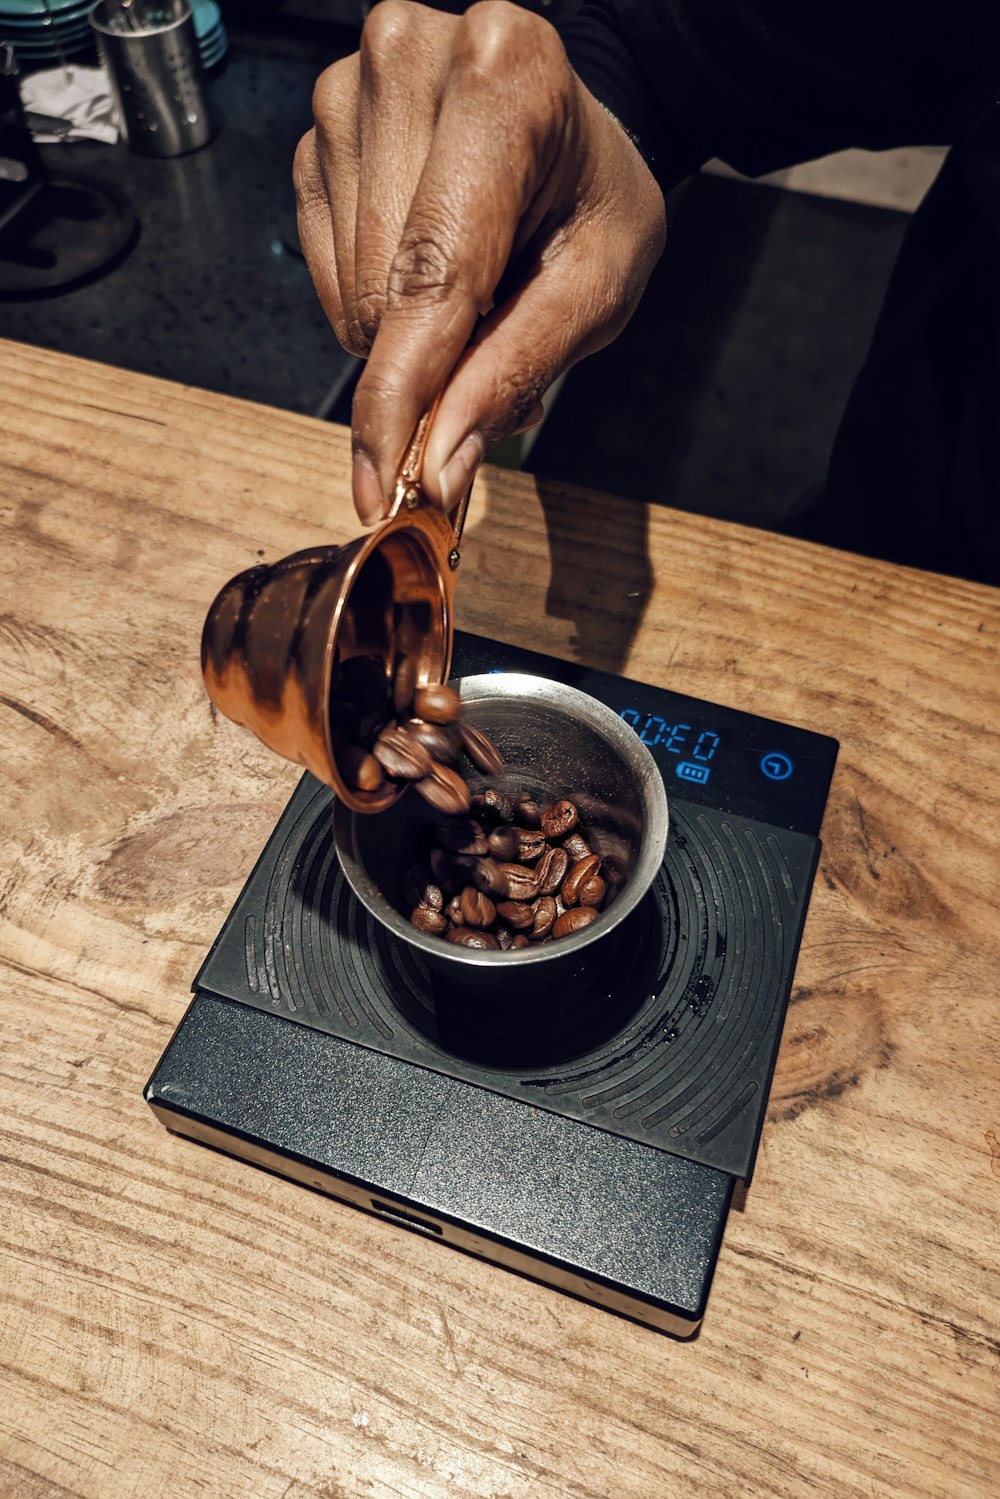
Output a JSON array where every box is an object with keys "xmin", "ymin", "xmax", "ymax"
[{"xmin": 201, "ymin": 412, "xmax": 473, "ymax": 814}]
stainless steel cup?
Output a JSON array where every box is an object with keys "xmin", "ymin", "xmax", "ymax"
[
  {"xmin": 333, "ymin": 673, "xmax": 670, "ymax": 1006},
  {"xmin": 90, "ymin": 2, "xmax": 211, "ymax": 158}
]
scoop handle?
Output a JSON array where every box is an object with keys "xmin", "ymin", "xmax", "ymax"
[{"xmin": 387, "ymin": 407, "xmax": 473, "ymax": 562}]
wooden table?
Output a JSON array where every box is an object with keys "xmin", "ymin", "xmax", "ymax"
[{"xmin": 2, "ymin": 338, "xmax": 997, "ymax": 1499}]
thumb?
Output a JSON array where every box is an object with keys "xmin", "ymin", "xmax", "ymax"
[{"xmin": 421, "ymin": 225, "xmax": 656, "ymax": 507}]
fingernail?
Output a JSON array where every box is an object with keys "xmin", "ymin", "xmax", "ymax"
[
  {"xmin": 438, "ymin": 434, "xmax": 484, "ymax": 511},
  {"xmin": 353, "ymin": 451, "xmax": 385, "ymax": 525},
  {"xmin": 512, "ymin": 399, "xmax": 545, "ymax": 436}
]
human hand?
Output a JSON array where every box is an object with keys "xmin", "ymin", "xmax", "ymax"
[{"xmin": 294, "ymin": 0, "xmax": 666, "ymax": 523}]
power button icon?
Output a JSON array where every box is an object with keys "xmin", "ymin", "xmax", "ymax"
[{"xmin": 760, "ymin": 751, "xmax": 794, "ymax": 781}]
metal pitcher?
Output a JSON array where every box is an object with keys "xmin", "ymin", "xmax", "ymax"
[{"xmin": 201, "ymin": 412, "xmax": 472, "ymax": 813}]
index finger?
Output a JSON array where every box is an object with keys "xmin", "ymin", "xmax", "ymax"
[{"xmin": 350, "ymin": 2, "xmax": 575, "ymax": 516}]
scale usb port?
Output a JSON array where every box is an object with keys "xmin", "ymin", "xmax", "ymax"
[{"xmin": 370, "ymin": 1198, "xmax": 443, "ymax": 1236}]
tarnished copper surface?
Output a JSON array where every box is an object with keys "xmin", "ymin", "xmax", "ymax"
[{"xmin": 201, "ymin": 413, "xmax": 472, "ymax": 812}]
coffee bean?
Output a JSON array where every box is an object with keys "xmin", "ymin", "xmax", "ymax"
[
  {"xmin": 415, "ymin": 762, "xmax": 471, "ymax": 814},
  {"xmin": 577, "ymin": 874, "xmax": 607, "ymax": 909},
  {"xmin": 496, "ymin": 900, "xmax": 535, "ymax": 932},
  {"xmin": 410, "ymin": 906, "xmax": 448, "ymax": 936},
  {"xmin": 446, "ymin": 926, "xmax": 500, "ymax": 949},
  {"xmin": 404, "ymin": 718, "xmax": 462, "ymax": 763},
  {"xmin": 486, "ymin": 825, "xmax": 520, "ymax": 861},
  {"xmin": 562, "ymin": 853, "xmax": 602, "ymax": 906},
  {"xmin": 401, "ymin": 864, "xmax": 443, "ymax": 910},
  {"xmin": 414, "ymin": 683, "xmax": 461, "ymax": 724},
  {"xmin": 529, "ymin": 895, "xmax": 557, "ymax": 940},
  {"xmin": 472, "ymin": 788, "xmax": 514, "ymax": 823},
  {"xmin": 472, "ymin": 858, "xmax": 508, "ymax": 898},
  {"xmin": 516, "ymin": 830, "xmax": 547, "ymax": 865},
  {"xmin": 459, "ymin": 723, "xmax": 504, "ymax": 775},
  {"xmin": 536, "ymin": 845, "xmax": 570, "ymax": 896},
  {"xmin": 339, "ymin": 744, "xmax": 385, "ymax": 793},
  {"xmin": 459, "ymin": 886, "xmax": 496, "ymax": 928},
  {"xmin": 435, "ymin": 818, "xmax": 488, "ymax": 856},
  {"xmin": 562, "ymin": 832, "xmax": 593, "ymax": 862},
  {"xmin": 497, "ymin": 863, "xmax": 541, "ymax": 902},
  {"xmin": 512, "ymin": 794, "xmax": 542, "ymax": 828},
  {"xmin": 540, "ymin": 799, "xmax": 579, "ymax": 841},
  {"xmin": 392, "ymin": 654, "xmax": 417, "ymax": 716},
  {"xmin": 373, "ymin": 726, "xmax": 433, "ymax": 781},
  {"xmin": 399, "ymin": 771, "xmax": 624, "ymax": 952},
  {"xmin": 552, "ymin": 906, "xmax": 599, "ymax": 939}
]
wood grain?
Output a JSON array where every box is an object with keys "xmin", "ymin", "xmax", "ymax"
[{"xmin": 1, "ymin": 338, "xmax": 997, "ymax": 1499}]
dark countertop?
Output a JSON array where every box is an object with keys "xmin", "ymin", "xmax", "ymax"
[{"xmin": 1, "ymin": 36, "xmax": 360, "ymax": 417}]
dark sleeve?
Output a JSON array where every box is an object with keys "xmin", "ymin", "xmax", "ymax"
[{"xmin": 557, "ymin": 0, "xmax": 1000, "ymax": 189}]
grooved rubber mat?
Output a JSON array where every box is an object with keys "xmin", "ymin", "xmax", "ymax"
[{"xmin": 197, "ymin": 774, "xmax": 818, "ymax": 1179}]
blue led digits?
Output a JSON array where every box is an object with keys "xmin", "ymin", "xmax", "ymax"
[
  {"xmin": 619, "ymin": 710, "xmax": 720, "ymax": 779},
  {"xmin": 760, "ymin": 751, "xmax": 794, "ymax": 781}
]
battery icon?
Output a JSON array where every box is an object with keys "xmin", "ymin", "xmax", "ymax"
[{"xmin": 676, "ymin": 760, "xmax": 711, "ymax": 785}]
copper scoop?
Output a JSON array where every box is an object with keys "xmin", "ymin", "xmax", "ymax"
[{"xmin": 201, "ymin": 412, "xmax": 472, "ymax": 814}]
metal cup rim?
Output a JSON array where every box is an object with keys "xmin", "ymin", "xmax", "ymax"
[{"xmin": 333, "ymin": 672, "xmax": 669, "ymax": 969}]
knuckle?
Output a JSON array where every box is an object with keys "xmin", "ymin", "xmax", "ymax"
[
  {"xmin": 463, "ymin": 1, "xmax": 568, "ymax": 85},
  {"xmin": 361, "ymin": 0, "xmax": 418, "ymax": 72},
  {"xmin": 386, "ymin": 232, "xmax": 459, "ymax": 310},
  {"xmin": 311, "ymin": 56, "xmax": 358, "ymax": 133},
  {"xmin": 292, "ymin": 132, "xmax": 323, "ymax": 205},
  {"xmin": 353, "ymin": 286, "xmax": 384, "ymax": 350}
]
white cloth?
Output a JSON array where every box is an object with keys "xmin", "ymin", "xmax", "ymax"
[{"xmin": 19, "ymin": 65, "xmax": 119, "ymax": 145}]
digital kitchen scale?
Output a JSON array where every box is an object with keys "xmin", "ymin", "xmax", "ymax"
[{"xmin": 146, "ymin": 632, "xmax": 838, "ymax": 1336}]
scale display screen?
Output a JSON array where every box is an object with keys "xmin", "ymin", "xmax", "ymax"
[{"xmin": 453, "ymin": 632, "xmax": 838, "ymax": 836}]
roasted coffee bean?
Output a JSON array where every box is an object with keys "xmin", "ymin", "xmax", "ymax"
[
  {"xmin": 445, "ymin": 893, "xmax": 464, "ymax": 925},
  {"xmin": 472, "ymin": 788, "xmax": 514, "ymax": 823},
  {"xmin": 486, "ymin": 825, "xmax": 520, "ymax": 861},
  {"xmin": 540, "ymin": 799, "xmax": 579, "ymax": 841},
  {"xmin": 497, "ymin": 862, "xmax": 541, "ymax": 902},
  {"xmin": 529, "ymin": 895, "xmax": 557, "ymax": 940},
  {"xmin": 562, "ymin": 853, "xmax": 602, "ymax": 906},
  {"xmin": 404, "ymin": 718, "xmax": 462, "ymax": 763},
  {"xmin": 472, "ymin": 858, "xmax": 508, "ymax": 898},
  {"xmin": 562, "ymin": 831, "xmax": 593, "ymax": 862},
  {"xmin": 414, "ymin": 683, "xmax": 461, "ymax": 725},
  {"xmin": 410, "ymin": 906, "xmax": 448, "ymax": 936},
  {"xmin": 446, "ymin": 925, "xmax": 500, "ymax": 949},
  {"xmin": 459, "ymin": 722, "xmax": 504, "ymax": 775},
  {"xmin": 552, "ymin": 906, "xmax": 600, "ymax": 939},
  {"xmin": 339, "ymin": 744, "xmax": 385, "ymax": 793},
  {"xmin": 495, "ymin": 900, "xmax": 535, "ymax": 932},
  {"xmin": 392, "ymin": 654, "xmax": 417, "ymax": 716},
  {"xmin": 510, "ymin": 934, "xmax": 530, "ymax": 950},
  {"xmin": 577, "ymin": 874, "xmax": 606, "ymax": 909},
  {"xmin": 401, "ymin": 864, "xmax": 443, "ymax": 910},
  {"xmin": 512, "ymin": 793, "xmax": 542, "ymax": 828},
  {"xmin": 459, "ymin": 886, "xmax": 496, "ymax": 929},
  {"xmin": 496, "ymin": 926, "xmax": 515, "ymax": 950},
  {"xmin": 516, "ymin": 830, "xmax": 547, "ymax": 865},
  {"xmin": 536, "ymin": 845, "xmax": 570, "ymax": 896},
  {"xmin": 373, "ymin": 726, "xmax": 433, "ymax": 781},
  {"xmin": 415, "ymin": 761, "xmax": 471, "ymax": 814},
  {"xmin": 435, "ymin": 818, "xmax": 488, "ymax": 856}
]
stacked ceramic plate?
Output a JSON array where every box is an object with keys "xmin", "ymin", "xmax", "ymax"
[
  {"xmin": 0, "ymin": 0, "xmax": 227, "ymax": 70},
  {"xmin": 0, "ymin": 0, "xmax": 97, "ymax": 67}
]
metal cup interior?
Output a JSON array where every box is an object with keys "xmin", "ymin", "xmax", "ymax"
[{"xmin": 333, "ymin": 673, "xmax": 669, "ymax": 1000}]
